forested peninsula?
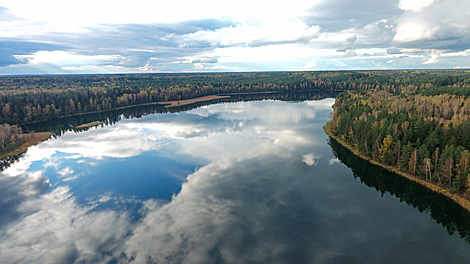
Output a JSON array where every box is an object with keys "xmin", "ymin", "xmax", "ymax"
[
  {"xmin": 325, "ymin": 70, "xmax": 470, "ymax": 211},
  {"xmin": 3, "ymin": 69, "xmax": 470, "ymax": 209}
]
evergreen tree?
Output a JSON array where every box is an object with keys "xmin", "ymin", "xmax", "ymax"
[
  {"xmin": 398, "ymin": 143, "xmax": 412, "ymax": 170},
  {"xmin": 408, "ymin": 149, "xmax": 418, "ymax": 174},
  {"xmin": 439, "ymin": 145, "xmax": 455, "ymax": 188}
]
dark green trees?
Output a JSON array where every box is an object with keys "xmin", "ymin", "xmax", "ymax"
[{"xmin": 332, "ymin": 88, "xmax": 470, "ymax": 196}]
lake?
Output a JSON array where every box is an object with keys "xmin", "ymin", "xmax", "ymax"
[{"xmin": 1, "ymin": 97, "xmax": 470, "ymax": 264}]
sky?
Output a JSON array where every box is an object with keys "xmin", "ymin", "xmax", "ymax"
[{"xmin": 0, "ymin": 0, "xmax": 469, "ymax": 75}]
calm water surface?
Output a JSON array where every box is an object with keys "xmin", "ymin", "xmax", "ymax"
[{"xmin": 1, "ymin": 99, "xmax": 470, "ymax": 263}]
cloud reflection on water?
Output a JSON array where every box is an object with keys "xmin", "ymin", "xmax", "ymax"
[{"xmin": 1, "ymin": 98, "xmax": 469, "ymax": 263}]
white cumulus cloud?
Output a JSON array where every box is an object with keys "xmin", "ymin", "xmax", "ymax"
[{"xmin": 302, "ymin": 153, "xmax": 322, "ymax": 166}]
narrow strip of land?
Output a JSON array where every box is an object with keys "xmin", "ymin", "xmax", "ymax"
[
  {"xmin": 158, "ymin": 95, "xmax": 230, "ymax": 108},
  {"xmin": 75, "ymin": 121, "xmax": 104, "ymax": 129},
  {"xmin": 0, "ymin": 132, "xmax": 51, "ymax": 159},
  {"xmin": 323, "ymin": 121, "xmax": 470, "ymax": 213}
]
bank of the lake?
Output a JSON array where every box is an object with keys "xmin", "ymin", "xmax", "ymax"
[
  {"xmin": 1, "ymin": 121, "xmax": 99, "ymax": 158},
  {"xmin": 4, "ymin": 98, "xmax": 470, "ymax": 263},
  {"xmin": 2, "ymin": 95, "xmax": 232, "ymax": 158},
  {"xmin": 158, "ymin": 95, "xmax": 231, "ymax": 108},
  {"xmin": 324, "ymin": 120, "xmax": 470, "ymax": 213},
  {"xmin": 75, "ymin": 121, "xmax": 104, "ymax": 129},
  {"xmin": 8, "ymin": 92, "xmax": 332, "ymax": 160},
  {"xmin": 0, "ymin": 132, "xmax": 51, "ymax": 159}
]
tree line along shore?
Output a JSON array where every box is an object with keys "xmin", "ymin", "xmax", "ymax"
[
  {"xmin": 1, "ymin": 70, "xmax": 468, "ymax": 127},
  {"xmin": 326, "ymin": 72, "xmax": 470, "ymax": 211},
  {"xmin": 3, "ymin": 70, "xmax": 470, "ymax": 208}
]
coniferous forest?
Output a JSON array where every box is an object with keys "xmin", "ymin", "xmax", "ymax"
[{"xmin": 330, "ymin": 70, "xmax": 470, "ymax": 199}]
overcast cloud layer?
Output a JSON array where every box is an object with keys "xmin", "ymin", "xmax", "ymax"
[{"xmin": 0, "ymin": 0, "xmax": 469, "ymax": 74}]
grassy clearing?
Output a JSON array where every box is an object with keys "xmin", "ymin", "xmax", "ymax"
[{"xmin": 158, "ymin": 95, "xmax": 231, "ymax": 108}]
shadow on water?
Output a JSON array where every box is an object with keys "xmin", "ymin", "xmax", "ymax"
[{"xmin": 328, "ymin": 137, "xmax": 470, "ymax": 244}]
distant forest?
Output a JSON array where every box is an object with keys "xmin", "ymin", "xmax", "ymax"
[
  {"xmin": 0, "ymin": 70, "xmax": 468, "ymax": 126},
  {"xmin": 1, "ymin": 70, "xmax": 470, "ymax": 154}
]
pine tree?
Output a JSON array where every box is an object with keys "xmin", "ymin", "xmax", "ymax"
[
  {"xmin": 439, "ymin": 145, "xmax": 455, "ymax": 188},
  {"xmin": 423, "ymin": 158, "xmax": 432, "ymax": 181},
  {"xmin": 398, "ymin": 143, "xmax": 412, "ymax": 170},
  {"xmin": 372, "ymin": 139, "xmax": 380, "ymax": 161},
  {"xmin": 458, "ymin": 150, "xmax": 470, "ymax": 176},
  {"xmin": 408, "ymin": 149, "xmax": 418, "ymax": 174},
  {"xmin": 432, "ymin": 147, "xmax": 441, "ymax": 183}
]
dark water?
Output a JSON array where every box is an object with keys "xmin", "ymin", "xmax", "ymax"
[{"xmin": 1, "ymin": 98, "xmax": 470, "ymax": 264}]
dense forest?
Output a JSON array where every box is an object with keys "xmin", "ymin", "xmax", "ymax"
[
  {"xmin": 2, "ymin": 69, "xmax": 470, "ymax": 157},
  {"xmin": 330, "ymin": 72, "xmax": 470, "ymax": 197},
  {"xmin": 0, "ymin": 71, "xmax": 358, "ymax": 126},
  {"xmin": 328, "ymin": 138, "xmax": 470, "ymax": 242},
  {"xmin": 1, "ymin": 70, "xmax": 469, "ymax": 126}
]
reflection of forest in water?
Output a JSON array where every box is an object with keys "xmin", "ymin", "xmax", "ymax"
[
  {"xmin": 328, "ymin": 137, "xmax": 470, "ymax": 245},
  {"xmin": 22, "ymin": 91, "xmax": 340, "ymax": 134},
  {"xmin": 2, "ymin": 91, "xmax": 338, "ymax": 172},
  {"xmin": 0, "ymin": 154, "xmax": 23, "ymax": 172}
]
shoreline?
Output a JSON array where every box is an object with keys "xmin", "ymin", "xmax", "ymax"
[
  {"xmin": 323, "ymin": 120, "xmax": 470, "ymax": 213},
  {"xmin": 0, "ymin": 93, "xmax": 268, "ymax": 158},
  {"xmin": 16, "ymin": 90, "xmax": 338, "ymax": 127},
  {"xmin": 1, "ymin": 92, "xmax": 312, "ymax": 159},
  {"xmin": 157, "ymin": 95, "xmax": 231, "ymax": 108},
  {"xmin": 0, "ymin": 132, "xmax": 51, "ymax": 159},
  {"xmin": 75, "ymin": 121, "xmax": 104, "ymax": 129},
  {"xmin": 16, "ymin": 94, "xmax": 234, "ymax": 127}
]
